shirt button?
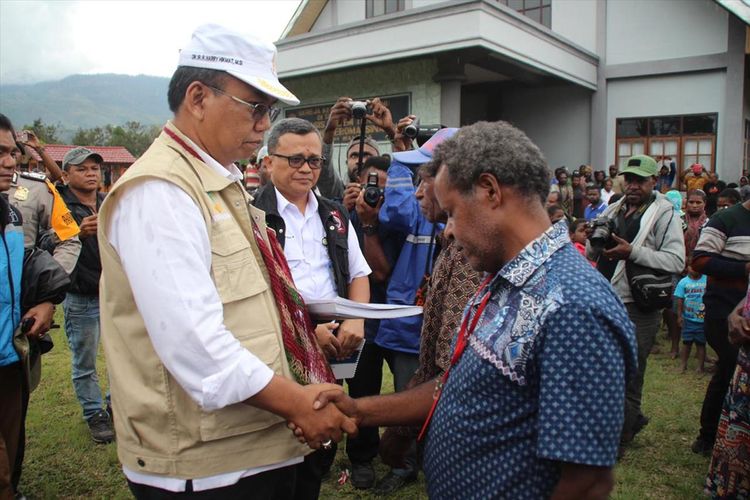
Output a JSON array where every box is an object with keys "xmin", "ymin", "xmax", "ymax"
[
  {"xmin": 329, "ymin": 225, "xmax": 335, "ymax": 231},
  {"xmin": 279, "ymin": 228, "xmax": 284, "ymax": 233},
  {"xmin": 234, "ymin": 201, "xmax": 241, "ymax": 207}
]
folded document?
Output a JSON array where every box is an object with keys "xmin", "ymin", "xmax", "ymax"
[{"xmin": 306, "ymin": 297, "xmax": 423, "ymax": 320}]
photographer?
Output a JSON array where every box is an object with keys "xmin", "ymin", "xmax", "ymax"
[
  {"xmin": 349, "ymin": 128, "xmax": 456, "ymax": 494},
  {"xmin": 316, "ymin": 96, "xmax": 414, "ymax": 208},
  {"xmin": 586, "ymin": 154, "xmax": 685, "ymax": 453}
]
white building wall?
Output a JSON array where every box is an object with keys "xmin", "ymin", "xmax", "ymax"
[
  {"xmin": 501, "ymin": 84, "xmax": 592, "ymax": 170},
  {"xmin": 310, "ymin": 1, "xmax": 335, "ymax": 32},
  {"xmin": 410, "ymin": 0, "xmax": 448, "ymax": 9},
  {"xmin": 606, "ymin": 0, "xmax": 728, "ymax": 65},
  {"xmin": 551, "ymin": 0, "xmax": 598, "ymax": 54},
  {"xmin": 605, "ymin": 71, "xmax": 727, "ymax": 175},
  {"xmin": 336, "ymin": 0, "xmax": 365, "ymax": 25}
]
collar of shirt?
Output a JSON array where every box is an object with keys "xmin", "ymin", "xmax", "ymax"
[
  {"xmin": 178, "ymin": 133, "xmax": 244, "ymax": 183},
  {"xmin": 464, "ymin": 222, "xmax": 570, "ymax": 385},
  {"xmin": 275, "ymin": 188, "xmax": 318, "ymax": 219},
  {"xmin": 486, "ymin": 221, "xmax": 570, "ymax": 291}
]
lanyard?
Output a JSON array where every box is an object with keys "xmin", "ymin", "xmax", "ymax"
[
  {"xmin": 163, "ymin": 126, "xmax": 202, "ymax": 161},
  {"xmin": 417, "ymin": 275, "xmax": 493, "ymax": 441}
]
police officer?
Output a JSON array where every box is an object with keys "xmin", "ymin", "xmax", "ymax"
[
  {"xmin": 6, "ymin": 144, "xmax": 81, "ymax": 495},
  {"xmin": 7, "ymin": 167, "xmax": 81, "ymax": 275}
]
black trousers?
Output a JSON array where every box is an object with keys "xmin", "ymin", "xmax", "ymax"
[
  {"xmin": 127, "ymin": 464, "xmax": 296, "ymax": 500},
  {"xmin": 292, "ymin": 446, "xmax": 337, "ymax": 500},
  {"xmin": 698, "ymin": 316, "xmax": 739, "ymax": 443},
  {"xmin": 344, "ymin": 341, "xmax": 383, "ymax": 465}
]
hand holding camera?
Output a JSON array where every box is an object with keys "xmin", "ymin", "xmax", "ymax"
[
  {"xmin": 392, "ymin": 115, "xmax": 417, "ymax": 152},
  {"xmin": 356, "ymin": 188, "xmax": 381, "ymax": 226},
  {"xmin": 17, "ymin": 129, "xmax": 42, "ymax": 151},
  {"xmin": 343, "ymin": 182, "xmax": 362, "ymax": 212},
  {"xmin": 365, "ymin": 98, "xmax": 396, "ymax": 139},
  {"xmin": 323, "ymin": 97, "xmax": 354, "ymax": 143}
]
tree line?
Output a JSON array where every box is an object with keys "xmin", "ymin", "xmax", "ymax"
[{"xmin": 24, "ymin": 118, "xmax": 160, "ymax": 158}]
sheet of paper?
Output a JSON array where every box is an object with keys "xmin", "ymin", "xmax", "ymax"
[
  {"xmin": 307, "ymin": 297, "xmax": 423, "ymax": 320},
  {"xmin": 328, "ymin": 339, "xmax": 365, "ymax": 380}
]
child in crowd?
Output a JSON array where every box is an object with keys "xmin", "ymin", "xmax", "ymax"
[
  {"xmin": 547, "ymin": 204, "xmax": 567, "ymax": 224},
  {"xmin": 569, "ymin": 218, "xmax": 596, "ymax": 267},
  {"xmin": 674, "ymin": 265, "xmax": 708, "ymax": 373}
]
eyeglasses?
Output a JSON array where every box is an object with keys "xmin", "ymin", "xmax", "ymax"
[
  {"xmin": 270, "ymin": 153, "xmax": 326, "ymax": 169},
  {"xmin": 205, "ymin": 85, "xmax": 280, "ymax": 121}
]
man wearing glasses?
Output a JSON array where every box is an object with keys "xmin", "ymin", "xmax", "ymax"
[
  {"xmin": 253, "ymin": 117, "xmax": 371, "ymax": 497},
  {"xmin": 97, "ymin": 25, "xmax": 356, "ymax": 498}
]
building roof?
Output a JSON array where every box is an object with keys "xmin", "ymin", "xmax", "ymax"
[{"xmin": 28, "ymin": 144, "xmax": 136, "ymax": 164}]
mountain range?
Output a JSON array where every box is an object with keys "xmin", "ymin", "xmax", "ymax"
[{"xmin": 0, "ymin": 74, "xmax": 172, "ymax": 140}]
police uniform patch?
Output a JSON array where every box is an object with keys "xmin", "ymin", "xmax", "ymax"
[{"xmin": 13, "ymin": 186, "xmax": 29, "ymax": 201}]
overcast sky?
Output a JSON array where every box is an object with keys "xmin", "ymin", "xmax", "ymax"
[{"xmin": 0, "ymin": 0, "xmax": 301, "ymax": 85}]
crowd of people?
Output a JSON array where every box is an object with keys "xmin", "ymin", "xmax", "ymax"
[{"xmin": 1, "ymin": 24, "xmax": 750, "ymax": 500}]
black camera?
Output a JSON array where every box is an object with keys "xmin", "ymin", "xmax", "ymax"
[
  {"xmin": 350, "ymin": 100, "xmax": 372, "ymax": 120},
  {"xmin": 587, "ymin": 216, "xmax": 615, "ymax": 251},
  {"xmin": 363, "ymin": 171, "xmax": 384, "ymax": 208},
  {"xmin": 403, "ymin": 118, "xmax": 445, "ymax": 146}
]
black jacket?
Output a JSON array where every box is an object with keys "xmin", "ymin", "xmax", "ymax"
[
  {"xmin": 57, "ymin": 185, "xmax": 104, "ymax": 296},
  {"xmin": 252, "ymin": 185, "xmax": 351, "ymax": 298}
]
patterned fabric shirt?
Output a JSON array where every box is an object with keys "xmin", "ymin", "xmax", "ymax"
[
  {"xmin": 413, "ymin": 235, "xmax": 483, "ymax": 384},
  {"xmin": 423, "ymin": 222, "xmax": 638, "ymax": 499}
]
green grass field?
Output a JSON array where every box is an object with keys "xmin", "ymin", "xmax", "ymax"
[{"xmin": 17, "ymin": 310, "xmax": 713, "ymax": 499}]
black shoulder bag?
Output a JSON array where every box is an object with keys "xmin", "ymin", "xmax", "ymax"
[{"xmin": 626, "ymin": 207, "xmax": 676, "ymax": 311}]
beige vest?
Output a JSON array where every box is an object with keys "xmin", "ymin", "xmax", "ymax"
[{"xmin": 97, "ymin": 123, "xmax": 309, "ymax": 479}]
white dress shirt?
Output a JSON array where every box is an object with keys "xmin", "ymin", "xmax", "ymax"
[
  {"xmin": 275, "ymin": 188, "xmax": 371, "ymax": 302},
  {"xmin": 107, "ymin": 133, "xmax": 301, "ymax": 492}
]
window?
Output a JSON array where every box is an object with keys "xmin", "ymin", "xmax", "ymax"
[
  {"xmin": 366, "ymin": 0, "xmax": 404, "ymax": 18},
  {"xmin": 498, "ymin": 0, "xmax": 552, "ymax": 28},
  {"xmin": 615, "ymin": 113, "xmax": 718, "ymax": 189}
]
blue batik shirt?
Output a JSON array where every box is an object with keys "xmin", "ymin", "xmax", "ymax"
[{"xmin": 423, "ymin": 221, "xmax": 638, "ymax": 499}]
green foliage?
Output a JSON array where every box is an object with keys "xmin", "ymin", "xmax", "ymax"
[
  {"xmin": 71, "ymin": 126, "xmax": 109, "ymax": 147},
  {"xmin": 106, "ymin": 121, "xmax": 160, "ymax": 157},
  {"xmin": 70, "ymin": 121, "xmax": 161, "ymax": 157},
  {"xmin": 18, "ymin": 319, "xmax": 712, "ymax": 499},
  {"xmin": 23, "ymin": 117, "xmax": 62, "ymax": 144}
]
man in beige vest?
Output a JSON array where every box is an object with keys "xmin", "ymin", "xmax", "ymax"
[{"xmin": 98, "ymin": 24, "xmax": 355, "ymax": 498}]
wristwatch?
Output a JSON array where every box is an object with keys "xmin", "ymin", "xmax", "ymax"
[{"xmin": 362, "ymin": 224, "xmax": 379, "ymax": 235}]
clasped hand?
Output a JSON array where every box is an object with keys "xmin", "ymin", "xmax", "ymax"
[{"xmin": 287, "ymin": 388, "xmax": 360, "ymax": 450}]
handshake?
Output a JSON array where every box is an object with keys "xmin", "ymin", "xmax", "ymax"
[
  {"xmin": 280, "ymin": 378, "xmax": 434, "ymax": 468},
  {"xmin": 285, "ymin": 383, "xmax": 360, "ymax": 451}
]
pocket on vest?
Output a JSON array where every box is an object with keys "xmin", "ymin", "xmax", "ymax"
[
  {"xmin": 199, "ymin": 329, "xmax": 284, "ymax": 441},
  {"xmin": 211, "ymin": 231, "xmax": 269, "ymax": 304}
]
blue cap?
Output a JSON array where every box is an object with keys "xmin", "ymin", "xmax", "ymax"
[{"xmin": 392, "ymin": 127, "xmax": 458, "ymax": 165}]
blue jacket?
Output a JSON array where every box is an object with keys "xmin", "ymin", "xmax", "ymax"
[
  {"xmin": 375, "ymin": 161, "xmax": 441, "ymax": 354},
  {"xmin": 1, "ymin": 195, "xmax": 24, "ymax": 366}
]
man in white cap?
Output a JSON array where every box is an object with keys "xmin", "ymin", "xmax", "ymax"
[{"xmin": 97, "ymin": 24, "xmax": 355, "ymax": 498}]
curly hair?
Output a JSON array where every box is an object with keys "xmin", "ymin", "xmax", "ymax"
[{"xmin": 435, "ymin": 121, "xmax": 549, "ymax": 203}]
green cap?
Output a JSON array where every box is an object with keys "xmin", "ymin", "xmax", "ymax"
[
  {"xmin": 620, "ymin": 155, "xmax": 658, "ymax": 178},
  {"xmin": 63, "ymin": 147, "xmax": 103, "ymax": 170}
]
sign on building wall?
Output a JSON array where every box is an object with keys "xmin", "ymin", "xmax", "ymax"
[{"xmin": 285, "ymin": 94, "xmax": 411, "ymax": 143}]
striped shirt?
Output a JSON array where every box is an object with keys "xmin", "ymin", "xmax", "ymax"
[{"xmin": 692, "ymin": 202, "xmax": 750, "ymax": 318}]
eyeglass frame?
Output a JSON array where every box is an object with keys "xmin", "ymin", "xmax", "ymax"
[
  {"xmin": 204, "ymin": 84, "xmax": 281, "ymax": 122},
  {"xmin": 269, "ymin": 153, "xmax": 326, "ymax": 170}
]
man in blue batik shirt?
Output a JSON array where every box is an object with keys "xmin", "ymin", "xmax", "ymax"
[{"xmin": 302, "ymin": 121, "xmax": 638, "ymax": 499}]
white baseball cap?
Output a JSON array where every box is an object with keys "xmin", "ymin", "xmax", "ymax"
[{"xmin": 178, "ymin": 24, "xmax": 300, "ymax": 105}]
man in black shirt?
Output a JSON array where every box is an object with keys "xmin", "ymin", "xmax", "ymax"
[{"xmin": 57, "ymin": 147, "xmax": 113, "ymax": 444}]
